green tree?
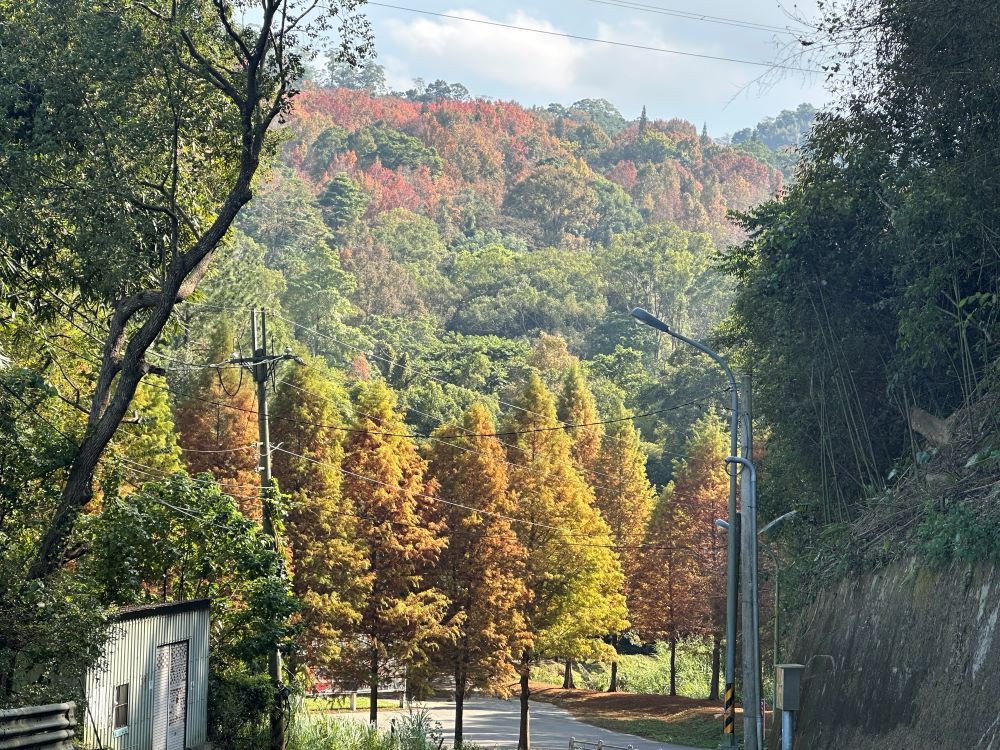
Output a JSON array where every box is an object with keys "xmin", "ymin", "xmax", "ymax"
[
  {"xmin": 503, "ymin": 162, "xmax": 600, "ymax": 246},
  {"xmin": 326, "ymin": 59, "xmax": 387, "ymax": 93},
  {"xmin": 318, "ymin": 173, "xmax": 369, "ymax": 238},
  {"xmin": 83, "ymin": 474, "xmax": 296, "ymax": 749},
  {"xmin": 0, "ymin": 0, "xmax": 371, "ymax": 583}
]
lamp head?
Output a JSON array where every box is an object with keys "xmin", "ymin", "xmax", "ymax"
[
  {"xmin": 714, "ymin": 518, "xmax": 730, "ymax": 531},
  {"xmin": 760, "ymin": 510, "xmax": 799, "ymax": 537},
  {"xmin": 630, "ymin": 307, "xmax": 671, "ymax": 335}
]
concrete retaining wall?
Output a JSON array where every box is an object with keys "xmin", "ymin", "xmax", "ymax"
[{"xmin": 780, "ymin": 558, "xmax": 1000, "ymax": 750}]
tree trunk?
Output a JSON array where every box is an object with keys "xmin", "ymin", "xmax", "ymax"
[
  {"xmin": 669, "ymin": 635, "xmax": 677, "ymax": 697},
  {"xmin": 518, "ymin": 652, "xmax": 530, "ymax": 750},
  {"xmin": 369, "ymin": 650, "xmax": 379, "ymax": 725},
  {"xmin": 454, "ymin": 663, "xmax": 466, "ymax": 748},
  {"xmin": 562, "ymin": 659, "xmax": 575, "ymax": 689},
  {"xmin": 709, "ymin": 631, "xmax": 722, "ymax": 701},
  {"xmin": 608, "ymin": 633, "xmax": 620, "ymax": 692}
]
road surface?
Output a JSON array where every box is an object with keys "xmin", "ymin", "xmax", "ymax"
[{"xmin": 340, "ymin": 696, "xmax": 702, "ymax": 750}]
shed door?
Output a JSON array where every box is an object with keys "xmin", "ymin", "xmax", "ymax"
[{"xmin": 153, "ymin": 641, "xmax": 188, "ymax": 750}]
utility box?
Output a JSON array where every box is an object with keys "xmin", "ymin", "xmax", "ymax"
[{"xmin": 775, "ymin": 663, "xmax": 805, "ymax": 711}]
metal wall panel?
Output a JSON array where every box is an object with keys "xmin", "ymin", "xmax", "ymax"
[{"xmin": 84, "ymin": 605, "xmax": 209, "ymax": 750}]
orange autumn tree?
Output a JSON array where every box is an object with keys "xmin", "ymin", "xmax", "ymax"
[
  {"xmin": 336, "ymin": 380, "xmax": 450, "ymax": 723},
  {"xmin": 632, "ymin": 481, "xmax": 702, "ymax": 697},
  {"xmin": 633, "ymin": 411, "xmax": 729, "ymax": 698},
  {"xmin": 175, "ymin": 324, "xmax": 259, "ymax": 519},
  {"xmin": 670, "ymin": 412, "xmax": 729, "ymax": 699},
  {"xmin": 424, "ymin": 403, "xmax": 528, "ymax": 747},
  {"xmin": 593, "ymin": 397, "xmax": 656, "ymax": 691},
  {"xmin": 506, "ymin": 373, "xmax": 626, "ymax": 750},
  {"xmin": 270, "ymin": 359, "xmax": 367, "ymax": 677}
]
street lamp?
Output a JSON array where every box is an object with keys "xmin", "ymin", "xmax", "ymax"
[
  {"xmin": 631, "ymin": 307, "xmax": 741, "ymax": 748},
  {"xmin": 759, "ymin": 511, "xmax": 798, "ymax": 732}
]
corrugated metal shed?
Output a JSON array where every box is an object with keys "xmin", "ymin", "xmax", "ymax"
[{"xmin": 84, "ymin": 600, "xmax": 210, "ymax": 750}]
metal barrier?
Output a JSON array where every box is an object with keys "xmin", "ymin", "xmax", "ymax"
[
  {"xmin": 0, "ymin": 703, "xmax": 77, "ymax": 750},
  {"xmin": 568, "ymin": 738, "xmax": 634, "ymax": 750}
]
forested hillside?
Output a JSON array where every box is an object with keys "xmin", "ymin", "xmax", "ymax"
[{"xmin": 1, "ymin": 40, "xmax": 787, "ymax": 745}]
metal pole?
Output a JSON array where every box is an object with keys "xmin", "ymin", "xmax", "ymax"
[
  {"xmin": 729, "ymin": 455, "xmax": 760, "ymax": 750},
  {"xmin": 781, "ymin": 710, "xmax": 794, "ymax": 750},
  {"xmin": 628, "ymin": 308, "xmax": 739, "ymax": 746},
  {"xmin": 761, "ymin": 544, "xmax": 779, "ymax": 733}
]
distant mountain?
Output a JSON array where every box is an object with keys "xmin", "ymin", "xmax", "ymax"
[{"xmin": 728, "ymin": 103, "xmax": 817, "ymax": 178}]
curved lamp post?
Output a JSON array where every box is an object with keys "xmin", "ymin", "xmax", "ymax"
[
  {"xmin": 759, "ymin": 510, "xmax": 798, "ymax": 733},
  {"xmin": 630, "ymin": 307, "xmax": 741, "ymax": 747}
]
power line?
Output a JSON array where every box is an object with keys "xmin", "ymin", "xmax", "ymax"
[
  {"xmin": 265, "ymin": 309, "xmax": 703, "ymax": 456},
  {"xmin": 580, "ymin": 0, "xmax": 795, "ymax": 35},
  {"xmin": 364, "ymin": 2, "xmax": 820, "ymax": 72}
]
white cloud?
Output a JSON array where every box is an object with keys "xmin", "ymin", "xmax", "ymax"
[
  {"xmin": 384, "ymin": 9, "xmax": 585, "ymax": 94},
  {"xmin": 374, "ymin": 6, "xmax": 829, "ymax": 132}
]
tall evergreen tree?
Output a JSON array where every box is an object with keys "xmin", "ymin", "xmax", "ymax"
[
  {"xmin": 337, "ymin": 381, "xmax": 450, "ymax": 723},
  {"xmin": 593, "ymin": 397, "xmax": 656, "ymax": 691},
  {"xmin": 425, "ymin": 404, "xmax": 528, "ymax": 746},
  {"xmin": 271, "ymin": 360, "xmax": 368, "ymax": 676},
  {"xmin": 506, "ymin": 373, "xmax": 627, "ymax": 750}
]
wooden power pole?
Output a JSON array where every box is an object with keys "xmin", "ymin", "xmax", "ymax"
[{"xmin": 234, "ymin": 308, "xmax": 300, "ymax": 750}]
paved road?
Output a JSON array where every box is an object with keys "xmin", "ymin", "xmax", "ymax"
[{"xmin": 343, "ymin": 696, "xmax": 701, "ymax": 750}]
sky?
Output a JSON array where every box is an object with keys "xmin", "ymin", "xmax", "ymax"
[{"xmin": 360, "ymin": 0, "xmax": 832, "ymax": 136}]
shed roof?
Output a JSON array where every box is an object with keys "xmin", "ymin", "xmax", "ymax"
[{"xmin": 115, "ymin": 598, "xmax": 210, "ymax": 622}]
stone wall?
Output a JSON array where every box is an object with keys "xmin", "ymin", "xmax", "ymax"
[{"xmin": 777, "ymin": 558, "xmax": 1000, "ymax": 749}]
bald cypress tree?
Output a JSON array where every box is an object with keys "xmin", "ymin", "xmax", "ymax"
[
  {"xmin": 271, "ymin": 359, "xmax": 367, "ymax": 677},
  {"xmin": 632, "ymin": 412, "xmax": 728, "ymax": 698},
  {"xmin": 175, "ymin": 324, "xmax": 259, "ymax": 519},
  {"xmin": 555, "ymin": 364, "xmax": 603, "ymax": 687},
  {"xmin": 337, "ymin": 381, "xmax": 450, "ymax": 724},
  {"xmin": 593, "ymin": 397, "xmax": 656, "ymax": 691},
  {"xmin": 425, "ymin": 403, "xmax": 528, "ymax": 747},
  {"xmin": 507, "ymin": 373, "xmax": 626, "ymax": 750},
  {"xmin": 557, "ymin": 363, "xmax": 602, "ymax": 481},
  {"xmin": 670, "ymin": 412, "xmax": 729, "ymax": 700}
]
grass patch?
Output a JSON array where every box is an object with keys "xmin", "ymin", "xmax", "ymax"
[
  {"xmin": 531, "ymin": 638, "xmax": 714, "ymax": 699},
  {"xmin": 304, "ymin": 696, "xmax": 403, "ymax": 712},
  {"xmin": 584, "ymin": 712, "xmax": 721, "ymax": 749},
  {"xmin": 528, "ymin": 683, "xmax": 737, "ymax": 750}
]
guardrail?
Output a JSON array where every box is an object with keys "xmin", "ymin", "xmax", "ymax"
[
  {"xmin": 568, "ymin": 738, "xmax": 634, "ymax": 750},
  {"xmin": 0, "ymin": 703, "xmax": 77, "ymax": 750}
]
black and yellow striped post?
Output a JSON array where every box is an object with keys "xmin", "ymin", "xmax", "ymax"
[{"xmin": 724, "ymin": 682, "xmax": 736, "ymax": 739}]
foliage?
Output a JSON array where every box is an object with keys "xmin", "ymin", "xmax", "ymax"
[
  {"xmin": 507, "ymin": 374, "xmax": 627, "ymax": 663},
  {"xmin": 424, "ymin": 404, "xmax": 527, "ymax": 732},
  {"xmin": 532, "ymin": 641, "xmax": 713, "ymax": 698},
  {"xmin": 335, "ymin": 381, "xmax": 450, "ymax": 720},
  {"xmin": 917, "ymin": 503, "xmax": 1000, "ymax": 566},
  {"xmin": 288, "ymin": 710, "xmax": 447, "ymax": 750},
  {"xmin": 272, "ymin": 360, "xmax": 367, "ymax": 673}
]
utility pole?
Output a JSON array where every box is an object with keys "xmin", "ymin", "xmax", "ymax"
[
  {"xmin": 628, "ymin": 308, "xmax": 739, "ymax": 749},
  {"xmin": 739, "ymin": 373, "xmax": 762, "ymax": 750},
  {"xmin": 233, "ymin": 308, "xmax": 301, "ymax": 750}
]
